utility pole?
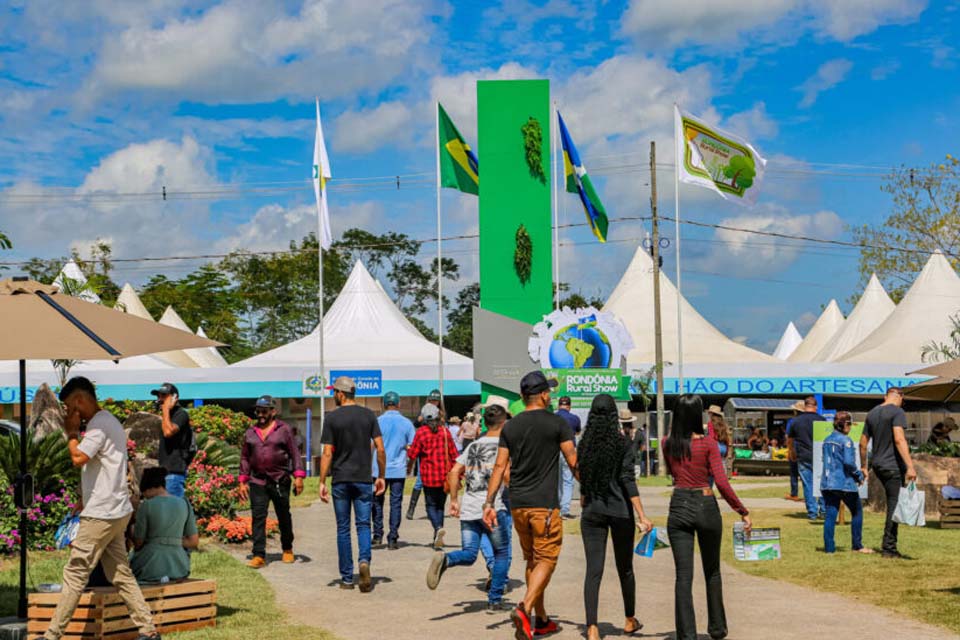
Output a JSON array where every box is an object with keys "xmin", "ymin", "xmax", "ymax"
[{"xmin": 650, "ymin": 141, "xmax": 667, "ymax": 477}]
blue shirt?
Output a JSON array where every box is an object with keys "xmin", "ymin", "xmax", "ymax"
[
  {"xmin": 821, "ymin": 430, "xmax": 864, "ymax": 493},
  {"xmin": 375, "ymin": 410, "xmax": 416, "ymax": 479},
  {"xmin": 557, "ymin": 409, "xmax": 581, "ymax": 435}
]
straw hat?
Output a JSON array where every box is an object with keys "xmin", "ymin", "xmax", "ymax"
[
  {"xmin": 618, "ymin": 409, "xmax": 637, "ymax": 424},
  {"xmin": 707, "ymin": 405, "xmax": 723, "ymax": 416}
]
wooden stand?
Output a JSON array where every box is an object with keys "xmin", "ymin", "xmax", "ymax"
[
  {"xmin": 27, "ymin": 579, "xmax": 217, "ymax": 639},
  {"xmin": 941, "ymin": 499, "xmax": 960, "ymax": 529}
]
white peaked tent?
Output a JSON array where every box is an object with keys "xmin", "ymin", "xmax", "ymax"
[
  {"xmin": 112, "ymin": 285, "xmax": 198, "ymax": 369},
  {"xmin": 787, "ymin": 300, "xmax": 845, "ymax": 362},
  {"xmin": 115, "ymin": 283, "xmax": 153, "ymax": 319},
  {"xmin": 232, "ymin": 260, "xmax": 472, "ymax": 372},
  {"xmin": 195, "ymin": 326, "xmax": 229, "ymax": 367},
  {"xmin": 772, "ymin": 322, "xmax": 803, "ymax": 360},
  {"xmin": 815, "ymin": 274, "xmax": 895, "ymax": 362},
  {"xmin": 53, "ymin": 260, "xmax": 101, "ymax": 304},
  {"xmin": 603, "ymin": 246, "xmax": 775, "ymax": 364},
  {"xmin": 158, "ymin": 307, "xmax": 209, "ymax": 368},
  {"xmin": 839, "ymin": 251, "xmax": 960, "ymax": 364}
]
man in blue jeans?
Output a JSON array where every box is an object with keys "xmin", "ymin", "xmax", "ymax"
[
  {"xmin": 319, "ymin": 376, "xmax": 386, "ymax": 592},
  {"xmin": 151, "ymin": 382, "xmax": 194, "ymax": 498},
  {"xmin": 556, "ymin": 396, "xmax": 581, "ymax": 518},
  {"xmin": 372, "ymin": 391, "xmax": 416, "ymax": 549},
  {"xmin": 426, "ymin": 397, "xmax": 512, "ymax": 611},
  {"xmin": 786, "ymin": 396, "xmax": 825, "ymax": 520}
]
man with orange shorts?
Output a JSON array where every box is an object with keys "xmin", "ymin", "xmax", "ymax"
[{"xmin": 483, "ymin": 371, "xmax": 577, "ymax": 639}]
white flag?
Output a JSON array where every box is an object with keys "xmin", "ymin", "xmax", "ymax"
[
  {"xmin": 313, "ymin": 99, "xmax": 333, "ymax": 249},
  {"xmin": 674, "ymin": 105, "xmax": 766, "ymax": 206}
]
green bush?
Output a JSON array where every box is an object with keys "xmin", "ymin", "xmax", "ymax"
[
  {"xmin": 188, "ymin": 405, "xmax": 250, "ymax": 447},
  {"xmin": 102, "ymin": 399, "xmax": 155, "ymax": 423},
  {"xmin": 914, "ymin": 441, "xmax": 960, "ymax": 457},
  {"xmin": 1, "ymin": 479, "xmax": 78, "ymax": 555},
  {"xmin": 195, "ymin": 431, "xmax": 240, "ymax": 470},
  {"xmin": 0, "ymin": 432, "xmax": 79, "ymax": 496}
]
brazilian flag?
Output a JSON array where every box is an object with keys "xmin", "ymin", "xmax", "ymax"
[{"xmin": 438, "ymin": 103, "xmax": 479, "ymax": 195}]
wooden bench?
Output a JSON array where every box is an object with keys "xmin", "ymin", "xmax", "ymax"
[
  {"xmin": 941, "ymin": 499, "xmax": 960, "ymax": 529},
  {"xmin": 28, "ymin": 579, "xmax": 216, "ymax": 639}
]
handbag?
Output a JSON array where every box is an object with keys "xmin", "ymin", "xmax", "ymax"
[
  {"xmin": 54, "ymin": 514, "xmax": 81, "ymax": 550},
  {"xmin": 892, "ymin": 482, "xmax": 926, "ymax": 527}
]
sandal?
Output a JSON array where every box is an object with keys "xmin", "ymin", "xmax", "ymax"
[{"xmin": 624, "ymin": 617, "xmax": 643, "ymax": 634}]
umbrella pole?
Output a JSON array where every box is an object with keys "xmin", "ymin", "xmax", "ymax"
[{"xmin": 18, "ymin": 358, "xmax": 27, "ymax": 619}]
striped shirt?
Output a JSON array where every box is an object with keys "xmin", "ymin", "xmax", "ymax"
[{"xmin": 665, "ymin": 435, "xmax": 748, "ymax": 516}]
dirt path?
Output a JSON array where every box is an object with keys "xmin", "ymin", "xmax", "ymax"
[{"xmin": 232, "ymin": 487, "xmax": 956, "ymax": 640}]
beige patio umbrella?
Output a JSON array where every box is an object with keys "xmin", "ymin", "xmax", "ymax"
[
  {"xmin": 902, "ymin": 376, "xmax": 960, "ymax": 403},
  {"xmin": 0, "ymin": 277, "xmax": 223, "ymax": 619},
  {"xmin": 908, "ymin": 359, "xmax": 960, "ymax": 379}
]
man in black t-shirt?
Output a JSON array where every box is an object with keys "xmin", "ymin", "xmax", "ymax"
[
  {"xmin": 151, "ymin": 382, "xmax": 194, "ymax": 498},
  {"xmin": 860, "ymin": 387, "xmax": 917, "ymax": 558},
  {"xmin": 318, "ymin": 376, "xmax": 386, "ymax": 592},
  {"xmin": 483, "ymin": 371, "xmax": 576, "ymax": 640},
  {"xmin": 785, "ymin": 396, "xmax": 824, "ymax": 520}
]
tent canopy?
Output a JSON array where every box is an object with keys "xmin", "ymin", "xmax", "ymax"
[
  {"xmin": 787, "ymin": 300, "xmax": 845, "ymax": 362},
  {"xmin": 53, "ymin": 260, "xmax": 101, "ymax": 304},
  {"xmin": 815, "ymin": 274, "xmax": 895, "ymax": 362},
  {"xmin": 603, "ymin": 246, "xmax": 776, "ymax": 365},
  {"xmin": 232, "ymin": 260, "xmax": 472, "ymax": 372},
  {"xmin": 772, "ymin": 322, "xmax": 803, "ymax": 360},
  {"xmin": 839, "ymin": 252, "xmax": 960, "ymax": 364}
]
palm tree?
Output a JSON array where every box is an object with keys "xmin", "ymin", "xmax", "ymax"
[{"xmin": 921, "ymin": 313, "xmax": 960, "ymax": 363}]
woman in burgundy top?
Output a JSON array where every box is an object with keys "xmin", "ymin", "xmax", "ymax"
[{"xmin": 664, "ymin": 395, "xmax": 751, "ymax": 640}]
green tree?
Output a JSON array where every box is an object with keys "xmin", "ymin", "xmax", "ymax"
[
  {"xmin": 21, "ymin": 240, "xmax": 121, "ymax": 305},
  {"xmin": 722, "ymin": 155, "xmax": 756, "ymax": 190},
  {"xmin": 0, "ymin": 232, "xmax": 10, "ymax": 250},
  {"xmin": 445, "ymin": 283, "xmax": 479, "ymax": 357},
  {"xmin": 853, "ymin": 154, "xmax": 960, "ymax": 301},
  {"xmin": 554, "ymin": 282, "xmax": 605, "ymax": 309},
  {"xmin": 140, "ymin": 264, "xmax": 250, "ymax": 361},
  {"xmin": 921, "ymin": 312, "xmax": 960, "ymax": 363}
]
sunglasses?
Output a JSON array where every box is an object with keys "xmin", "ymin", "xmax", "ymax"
[{"xmin": 254, "ymin": 408, "xmax": 272, "ymax": 415}]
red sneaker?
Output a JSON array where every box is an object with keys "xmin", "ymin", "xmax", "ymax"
[
  {"xmin": 511, "ymin": 604, "xmax": 533, "ymax": 640},
  {"xmin": 534, "ymin": 619, "xmax": 559, "ymax": 635}
]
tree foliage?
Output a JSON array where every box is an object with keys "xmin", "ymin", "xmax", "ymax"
[
  {"xmin": 853, "ymin": 154, "xmax": 960, "ymax": 302},
  {"xmin": 445, "ymin": 283, "xmax": 479, "ymax": 357},
  {"xmin": 921, "ymin": 312, "xmax": 960, "ymax": 363},
  {"xmin": 23, "ymin": 240, "xmax": 121, "ymax": 306}
]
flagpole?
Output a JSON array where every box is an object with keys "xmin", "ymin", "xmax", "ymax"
[
  {"xmin": 673, "ymin": 102, "xmax": 685, "ymax": 392},
  {"xmin": 315, "ymin": 97, "xmax": 326, "ymax": 470},
  {"xmin": 435, "ymin": 102, "xmax": 445, "ymax": 412},
  {"xmin": 552, "ymin": 102, "xmax": 560, "ymax": 310}
]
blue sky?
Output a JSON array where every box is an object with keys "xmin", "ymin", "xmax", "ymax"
[{"xmin": 1, "ymin": 0, "xmax": 958, "ymax": 352}]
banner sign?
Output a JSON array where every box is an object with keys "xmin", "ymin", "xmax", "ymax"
[
  {"xmin": 301, "ymin": 372, "xmax": 326, "ymax": 397},
  {"xmin": 813, "ymin": 421, "xmax": 868, "ymax": 499},
  {"xmin": 529, "ymin": 306, "xmax": 633, "ymax": 370},
  {"xmin": 649, "ymin": 377, "xmax": 918, "ymax": 396},
  {"xmin": 733, "ymin": 524, "xmax": 781, "ymax": 561},
  {"xmin": 330, "ymin": 369, "xmax": 383, "ymax": 397},
  {"xmin": 543, "ymin": 368, "xmax": 631, "ymax": 406}
]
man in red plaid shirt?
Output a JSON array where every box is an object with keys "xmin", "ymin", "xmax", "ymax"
[{"xmin": 408, "ymin": 404, "xmax": 458, "ymax": 549}]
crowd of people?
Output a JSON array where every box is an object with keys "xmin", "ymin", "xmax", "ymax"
[{"xmin": 34, "ymin": 373, "xmax": 927, "ymax": 640}]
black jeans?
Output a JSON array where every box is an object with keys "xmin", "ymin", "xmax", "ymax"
[
  {"xmin": 372, "ymin": 478, "xmax": 406, "ymax": 543},
  {"xmin": 667, "ymin": 489, "xmax": 726, "ymax": 640},
  {"xmin": 581, "ymin": 512, "xmax": 636, "ymax": 627},
  {"xmin": 422, "ymin": 487, "xmax": 447, "ymax": 534},
  {"xmin": 874, "ymin": 467, "xmax": 903, "ymax": 554},
  {"xmin": 250, "ymin": 477, "xmax": 294, "ymax": 558}
]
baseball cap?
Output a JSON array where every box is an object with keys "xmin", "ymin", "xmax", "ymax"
[
  {"xmin": 619, "ymin": 409, "xmax": 637, "ymax": 423},
  {"xmin": 255, "ymin": 395, "xmax": 276, "ymax": 409},
  {"xmin": 327, "ymin": 376, "xmax": 356, "ymax": 393},
  {"xmin": 519, "ymin": 370, "xmax": 558, "ymax": 396},
  {"xmin": 383, "ymin": 391, "xmax": 400, "ymax": 406},
  {"xmin": 428, "ymin": 389, "xmax": 442, "ymax": 401},
  {"xmin": 150, "ymin": 382, "xmax": 179, "ymax": 397},
  {"xmin": 421, "ymin": 403, "xmax": 441, "ymax": 421},
  {"xmin": 558, "ymin": 396, "xmax": 572, "ymax": 406}
]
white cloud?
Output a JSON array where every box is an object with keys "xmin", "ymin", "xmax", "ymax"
[
  {"xmin": 691, "ymin": 205, "xmax": 844, "ymax": 276},
  {"xmin": 722, "ymin": 101, "xmax": 779, "ymax": 140},
  {"xmin": 79, "ymin": 136, "xmax": 217, "ymax": 192},
  {"xmin": 82, "ymin": 0, "xmax": 436, "ymax": 104},
  {"xmin": 619, "ymin": 0, "xmax": 927, "ymax": 49},
  {"xmin": 796, "ymin": 58, "xmax": 853, "ymax": 108},
  {"xmin": 870, "ymin": 60, "xmax": 901, "ymax": 80},
  {"xmin": 332, "ymin": 102, "xmax": 414, "ymax": 154}
]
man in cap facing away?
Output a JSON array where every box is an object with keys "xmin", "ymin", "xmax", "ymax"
[
  {"xmin": 373, "ymin": 391, "xmax": 416, "ymax": 549},
  {"xmin": 238, "ymin": 395, "xmax": 305, "ymax": 568},
  {"xmin": 319, "ymin": 376, "xmax": 386, "ymax": 592}
]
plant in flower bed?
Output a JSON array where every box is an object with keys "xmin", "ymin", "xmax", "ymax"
[
  {"xmin": 188, "ymin": 404, "xmax": 251, "ymax": 447},
  {"xmin": 102, "ymin": 399, "xmax": 154, "ymax": 422},
  {"xmin": 0, "ymin": 479, "xmax": 77, "ymax": 555},
  {"xmin": 198, "ymin": 514, "xmax": 278, "ymax": 544},
  {"xmin": 185, "ymin": 449, "xmax": 244, "ymax": 520}
]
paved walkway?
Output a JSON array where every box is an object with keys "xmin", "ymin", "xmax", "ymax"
[{"xmin": 231, "ymin": 487, "xmax": 956, "ymax": 640}]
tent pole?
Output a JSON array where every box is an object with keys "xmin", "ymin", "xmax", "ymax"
[
  {"xmin": 435, "ymin": 102, "xmax": 445, "ymax": 413},
  {"xmin": 18, "ymin": 359, "xmax": 27, "ymax": 619}
]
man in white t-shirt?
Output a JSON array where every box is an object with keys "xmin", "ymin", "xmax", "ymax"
[
  {"xmin": 38, "ymin": 377, "xmax": 157, "ymax": 640},
  {"xmin": 425, "ymin": 396, "xmax": 512, "ymax": 611}
]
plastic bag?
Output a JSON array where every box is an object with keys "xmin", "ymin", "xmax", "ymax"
[
  {"xmin": 892, "ymin": 482, "xmax": 926, "ymax": 527},
  {"xmin": 634, "ymin": 527, "xmax": 670, "ymax": 558},
  {"xmin": 54, "ymin": 514, "xmax": 80, "ymax": 550}
]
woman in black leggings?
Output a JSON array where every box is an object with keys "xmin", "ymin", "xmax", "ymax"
[{"xmin": 578, "ymin": 394, "xmax": 653, "ymax": 640}]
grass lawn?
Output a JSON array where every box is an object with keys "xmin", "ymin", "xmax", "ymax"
[
  {"xmin": 721, "ymin": 508, "xmax": 960, "ymax": 635},
  {"xmin": 0, "ymin": 546, "xmax": 337, "ymax": 640},
  {"xmin": 732, "ymin": 482, "xmax": 794, "ymax": 499}
]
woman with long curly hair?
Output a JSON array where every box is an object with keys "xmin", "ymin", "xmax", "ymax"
[
  {"xmin": 577, "ymin": 394, "xmax": 653, "ymax": 640},
  {"xmin": 664, "ymin": 394, "xmax": 751, "ymax": 640}
]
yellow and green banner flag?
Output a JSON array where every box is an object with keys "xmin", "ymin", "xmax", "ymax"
[
  {"xmin": 559, "ymin": 111, "xmax": 608, "ymax": 242},
  {"xmin": 438, "ymin": 103, "xmax": 479, "ymax": 195}
]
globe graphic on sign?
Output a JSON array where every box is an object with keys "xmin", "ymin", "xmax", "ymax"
[{"xmin": 547, "ymin": 322, "xmax": 612, "ymax": 369}]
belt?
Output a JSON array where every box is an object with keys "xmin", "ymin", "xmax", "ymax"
[{"xmin": 673, "ymin": 487, "xmax": 714, "ymax": 496}]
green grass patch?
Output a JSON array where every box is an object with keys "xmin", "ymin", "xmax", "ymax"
[
  {"xmin": 732, "ymin": 483, "xmax": 794, "ymax": 500},
  {"xmin": 1, "ymin": 547, "xmax": 337, "ymax": 639},
  {"xmin": 722, "ymin": 508, "xmax": 960, "ymax": 635}
]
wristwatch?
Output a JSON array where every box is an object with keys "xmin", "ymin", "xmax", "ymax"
[{"xmin": 482, "ymin": 501, "xmax": 493, "ymax": 510}]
